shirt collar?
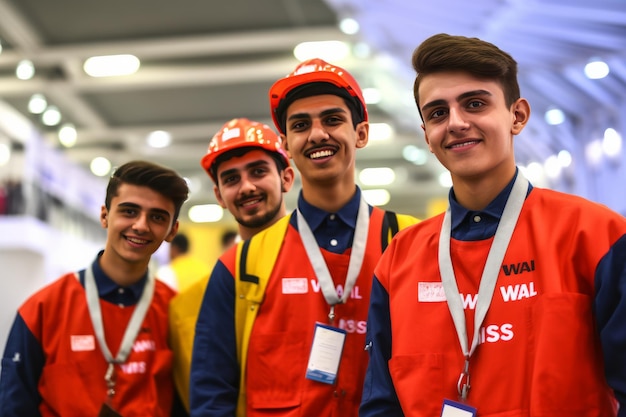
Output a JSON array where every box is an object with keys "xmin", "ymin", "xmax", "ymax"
[
  {"xmin": 297, "ymin": 186, "xmax": 361, "ymax": 231},
  {"xmin": 92, "ymin": 250, "xmax": 147, "ymax": 300},
  {"xmin": 449, "ymin": 169, "xmax": 519, "ymax": 231}
]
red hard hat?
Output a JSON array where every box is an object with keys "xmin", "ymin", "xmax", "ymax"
[
  {"xmin": 200, "ymin": 118, "xmax": 290, "ymax": 182},
  {"xmin": 269, "ymin": 58, "xmax": 368, "ymax": 134}
]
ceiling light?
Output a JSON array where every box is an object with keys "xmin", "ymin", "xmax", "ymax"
[
  {"xmin": 585, "ymin": 139, "xmax": 603, "ymax": 166},
  {"xmin": 362, "ymin": 189, "xmax": 390, "ymax": 206},
  {"xmin": 28, "ymin": 94, "xmax": 47, "ymax": 114},
  {"xmin": 359, "ymin": 167, "xmax": 395, "ymax": 186},
  {"xmin": 544, "ymin": 108, "xmax": 565, "ymax": 125},
  {"xmin": 339, "ymin": 18, "xmax": 360, "ymax": 35},
  {"xmin": 147, "ymin": 130, "xmax": 172, "ymax": 148},
  {"xmin": 543, "ymin": 155, "xmax": 561, "ymax": 179},
  {"xmin": 557, "ymin": 150, "xmax": 572, "ymax": 168},
  {"xmin": 352, "ymin": 42, "xmax": 371, "ymax": 59},
  {"xmin": 90, "ymin": 157, "xmax": 112, "ymax": 177},
  {"xmin": 402, "ymin": 145, "xmax": 428, "ymax": 165},
  {"xmin": 83, "ymin": 54, "xmax": 140, "ymax": 77},
  {"xmin": 293, "ymin": 41, "xmax": 349, "ymax": 62},
  {"xmin": 58, "ymin": 123, "xmax": 77, "ymax": 147},
  {"xmin": 602, "ymin": 128, "xmax": 622, "ymax": 157},
  {"xmin": 188, "ymin": 204, "xmax": 224, "ymax": 223},
  {"xmin": 438, "ymin": 171, "xmax": 452, "ymax": 188},
  {"xmin": 0, "ymin": 139, "xmax": 10, "ymax": 166},
  {"xmin": 584, "ymin": 59, "xmax": 609, "ymax": 80},
  {"xmin": 368, "ymin": 123, "xmax": 394, "ymax": 141},
  {"xmin": 16, "ymin": 59, "xmax": 35, "ymax": 80},
  {"xmin": 41, "ymin": 105, "xmax": 62, "ymax": 126},
  {"xmin": 362, "ymin": 88, "xmax": 381, "ymax": 104}
]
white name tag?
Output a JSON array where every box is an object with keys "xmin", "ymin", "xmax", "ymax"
[
  {"xmin": 282, "ymin": 277, "xmax": 309, "ymax": 294},
  {"xmin": 71, "ymin": 335, "xmax": 95, "ymax": 351},
  {"xmin": 418, "ymin": 282, "xmax": 446, "ymax": 302},
  {"xmin": 305, "ymin": 323, "xmax": 346, "ymax": 384},
  {"xmin": 440, "ymin": 399, "xmax": 477, "ymax": 417}
]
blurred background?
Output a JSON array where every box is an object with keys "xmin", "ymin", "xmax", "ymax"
[{"xmin": 0, "ymin": 0, "xmax": 625, "ymax": 330}]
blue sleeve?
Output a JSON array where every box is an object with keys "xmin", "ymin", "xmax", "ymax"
[
  {"xmin": 189, "ymin": 260, "xmax": 238, "ymax": 417},
  {"xmin": 359, "ymin": 276, "xmax": 404, "ymax": 417},
  {"xmin": 0, "ymin": 313, "xmax": 44, "ymax": 417},
  {"xmin": 594, "ymin": 234, "xmax": 626, "ymax": 416}
]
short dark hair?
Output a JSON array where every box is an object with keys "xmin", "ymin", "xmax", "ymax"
[
  {"xmin": 170, "ymin": 233, "xmax": 190, "ymax": 253},
  {"xmin": 105, "ymin": 160, "xmax": 189, "ymax": 221},
  {"xmin": 210, "ymin": 147, "xmax": 288, "ymax": 185},
  {"xmin": 412, "ymin": 33, "xmax": 521, "ymax": 118}
]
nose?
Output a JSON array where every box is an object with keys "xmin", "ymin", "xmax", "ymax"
[
  {"xmin": 447, "ymin": 107, "xmax": 469, "ymax": 133},
  {"xmin": 238, "ymin": 173, "xmax": 257, "ymax": 194},
  {"xmin": 308, "ymin": 118, "xmax": 329, "ymax": 142},
  {"xmin": 132, "ymin": 213, "xmax": 150, "ymax": 233}
]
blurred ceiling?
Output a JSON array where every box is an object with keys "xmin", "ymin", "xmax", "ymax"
[{"xmin": 0, "ymin": 0, "xmax": 625, "ymax": 222}]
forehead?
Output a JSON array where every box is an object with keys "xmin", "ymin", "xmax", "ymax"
[
  {"xmin": 216, "ymin": 149, "xmax": 275, "ymax": 175},
  {"xmin": 286, "ymin": 94, "xmax": 349, "ymax": 116},
  {"xmin": 110, "ymin": 183, "xmax": 175, "ymax": 214},
  {"xmin": 419, "ymin": 71, "xmax": 504, "ymax": 104}
]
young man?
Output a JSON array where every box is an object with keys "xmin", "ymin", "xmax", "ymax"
[
  {"xmin": 190, "ymin": 59, "xmax": 418, "ymax": 417},
  {"xmin": 157, "ymin": 232, "xmax": 212, "ymax": 293},
  {"xmin": 360, "ymin": 33, "xmax": 626, "ymax": 417},
  {"xmin": 0, "ymin": 160, "xmax": 189, "ymax": 416},
  {"xmin": 169, "ymin": 117, "xmax": 295, "ymax": 412}
]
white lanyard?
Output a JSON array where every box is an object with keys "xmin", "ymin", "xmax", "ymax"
[
  {"xmin": 297, "ymin": 196, "xmax": 369, "ymax": 323},
  {"xmin": 439, "ymin": 173, "xmax": 528, "ymax": 400},
  {"xmin": 84, "ymin": 265, "xmax": 154, "ymax": 398}
]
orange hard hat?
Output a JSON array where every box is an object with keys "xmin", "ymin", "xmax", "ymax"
[
  {"xmin": 269, "ymin": 58, "xmax": 368, "ymax": 134},
  {"xmin": 200, "ymin": 118, "xmax": 290, "ymax": 182}
]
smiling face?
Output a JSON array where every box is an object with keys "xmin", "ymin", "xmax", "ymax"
[
  {"xmin": 282, "ymin": 94, "xmax": 368, "ymax": 193},
  {"xmin": 419, "ymin": 71, "xmax": 529, "ymax": 186},
  {"xmin": 100, "ymin": 183, "xmax": 178, "ymax": 278},
  {"xmin": 214, "ymin": 149, "xmax": 294, "ymax": 239}
]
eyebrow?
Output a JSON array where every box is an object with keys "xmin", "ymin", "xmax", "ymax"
[
  {"xmin": 117, "ymin": 202, "xmax": 171, "ymax": 218},
  {"xmin": 286, "ymin": 107, "xmax": 347, "ymax": 123},
  {"xmin": 219, "ymin": 159, "xmax": 271, "ymax": 180},
  {"xmin": 421, "ymin": 89, "xmax": 493, "ymax": 114}
]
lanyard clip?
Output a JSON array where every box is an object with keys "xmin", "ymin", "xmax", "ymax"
[
  {"xmin": 457, "ymin": 357, "xmax": 470, "ymax": 400},
  {"xmin": 328, "ymin": 305, "xmax": 335, "ymax": 324},
  {"xmin": 105, "ymin": 362, "xmax": 116, "ymax": 398}
]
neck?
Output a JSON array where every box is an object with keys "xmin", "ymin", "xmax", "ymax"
[
  {"xmin": 300, "ymin": 179, "xmax": 356, "ymax": 213},
  {"xmin": 452, "ymin": 167, "xmax": 516, "ymax": 211},
  {"xmin": 98, "ymin": 252, "xmax": 148, "ymax": 287},
  {"xmin": 238, "ymin": 207, "xmax": 288, "ymax": 240}
]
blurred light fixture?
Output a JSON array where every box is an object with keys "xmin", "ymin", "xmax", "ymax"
[
  {"xmin": 16, "ymin": 59, "xmax": 35, "ymax": 80},
  {"xmin": 293, "ymin": 41, "xmax": 349, "ymax": 62},
  {"xmin": 90, "ymin": 156, "xmax": 112, "ymax": 177},
  {"xmin": 0, "ymin": 40, "xmax": 3, "ymax": 55},
  {"xmin": 585, "ymin": 139, "xmax": 603, "ymax": 166},
  {"xmin": 368, "ymin": 123, "xmax": 393, "ymax": 141},
  {"xmin": 28, "ymin": 93, "xmax": 48, "ymax": 114},
  {"xmin": 84, "ymin": 54, "xmax": 140, "ymax": 77},
  {"xmin": 557, "ymin": 150, "xmax": 572, "ymax": 168},
  {"xmin": 58, "ymin": 123, "xmax": 77, "ymax": 147},
  {"xmin": 523, "ymin": 162, "xmax": 545, "ymax": 184},
  {"xmin": 352, "ymin": 42, "xmax": 371, "ymax": 59},
  {"xmin": 602, "ymin": 128, "xmax": 622, "ymax": 157},
  {"xmin": 438, "ymin": 171, "xmax": 452, "ymax": 188},
  {"xmin": 544, "ymin": 107, "xmax": 565, "ymax": 125},
  {"xmin": 188, "ymin": 204, "xmax": 224, "ymax": 223},
  {"xmin": 584, "ymin": 59, "xmax": 609, "ymax": 80},
  {"xmin": 41, "ymin": 105, "xmax": 62, "ymax": 126},
  {"xmin": 147, "ymin": 130, "xmax": 172, "ymax": 148},
  {"xmin": 339, "ymin": 18, "xmax": 360, "ymax": 35},
  {"xmin": 0, "ymin": 139, "xmax": 10, "ymax": 166},
  {"xmin": 402, "ymin": 144, "xmax": 428, "ymax": 165},
  {"xmin": 359, "ymin": 167, "xmax": 395, "ymax": 186},
  {"xmin": 543, "ymin": 155, "xmax": 561, "ymax": 179},
  {"xmin": 362, "ymin": 88, "xmax": 381, "ymax": 104},
  {"xmin": 362, "ymin": 189, "xmax": 390, "ymax": 206}
]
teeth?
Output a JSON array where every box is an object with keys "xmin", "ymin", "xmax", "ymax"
[
  {"xmin": 450, "ymin": 140, "xmax": 478, "ymax": 149},
  {"xmin": 309, "ymin": 149, "xmax": 334, "ymax": 159},
  {"xmin": 127, "ymin": 237, "xmax": 148, "ymax": 244},
  {"xmin": 241, "ymin": 198, "xmax": 261, "ymax": 207}
]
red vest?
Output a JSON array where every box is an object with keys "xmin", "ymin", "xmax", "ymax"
[
  {"xmin": 376, "ymin": 189, "xmax": 622, "ymax": 416},
  {"xmin": 244, "ymin": 207, "xmax": 386, "ymax": 417},
  {"xmin": 19, "ymin": 274, "xmax": 175, "ymax": 417}
]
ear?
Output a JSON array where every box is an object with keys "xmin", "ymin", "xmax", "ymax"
[
  {"xmin": 280, "ymin": 166, "xmax": 296, "ymax": 193},
  {"xmin": 280, "ymin": 133, "xmax": 292, "ymax": 159},
  {"xmin": 100, "ymin": 206, "xmax": 108, "ymax": 229},
  {"xmin": 164, "ymin": 221, "xmax": 179, "ymax": 243},
  {"xmin": 355, "ymin": 121, "xmax": 369, "ymax": 149},
  {"xmin": 213, "ymin": 185, "xmax": 227, "ymax": 209},
  {"xmin": 511, "ymin": 98, "xmax": 531, "ymax": 135}
]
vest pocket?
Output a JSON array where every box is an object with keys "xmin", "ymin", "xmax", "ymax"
[{"xmin": 247, "ymin": 331, "xmax": 305, "ymax": 410}]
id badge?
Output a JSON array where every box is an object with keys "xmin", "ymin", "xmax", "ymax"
[
  {"xmin": 98, "ymin": 403, "xmax": 123, "ymax": 417},
  {"xmin": 305, "ymin": 323, "xmax": 346, "ymax": 384},
  {"xmin": 440, "ymin": 399, "xmax": 477, "ymax": 417}
]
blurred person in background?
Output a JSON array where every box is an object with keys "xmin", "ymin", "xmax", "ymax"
[
  {"xmin": 169, "ymin": 117, "xmax": 295, "ymax": 413},
  {"xmin": 157, "ymin": 232, "xmax": 211, "ymax": 293},
  {"xmin": 0, "ymin": 160, "xmax": 189, "ymax": 417}
]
